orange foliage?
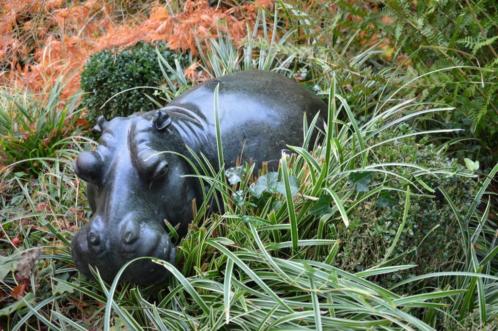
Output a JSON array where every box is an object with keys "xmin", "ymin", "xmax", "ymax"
[{"xmin": 0, "ymin": 0, "xmax": 273, "ymax": 101}]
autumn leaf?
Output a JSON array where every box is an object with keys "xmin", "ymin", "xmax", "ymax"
[
  {"xmin": 0, "ymin": 0, "xmax": 263, "ymax": 100},
  {"xmin": 76, "ymin": 118, "xmax": 90, "ymax": 128},
  {"xmin": 15, "ymin": 248, "xmax": 41, "ymax": 281},
  {"xmin": 255, "ymin": 0, "xmax": 274, "ymax": 8},
  {"xmin": 11, "ymin": 237, "xmax": 21, "ymax": 247},
  {"xmin": 10, "ymin": 280, "xmax": 28, "ymax": 300},
  {"xmin": 381, "ymin": 15, "xmax": 395, "ymax": 25}
]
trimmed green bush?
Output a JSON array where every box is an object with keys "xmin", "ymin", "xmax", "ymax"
[
  {"xmin": 80, "ymin": 41, "xmax": 189, "ymax": 121},
  {"xmin": 338, "ymin": 125, "xmax": 478, "ymax": 284}
]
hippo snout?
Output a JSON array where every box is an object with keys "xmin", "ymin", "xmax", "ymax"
[{"xmin": 71, "ymin": 214, "xmax": 175, "ymax": 285}]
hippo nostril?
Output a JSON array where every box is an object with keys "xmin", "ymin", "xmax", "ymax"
[
  {"xmin": 123, "ymin": 230, "xmax": 138, "ymax": 245},
  {"xmin": 88, "ymin": 231, "xmax": 100, "ymax": 246},
  {"xmin": 120, "ymin": 215, "xmax": 140, "ymax": 246}
]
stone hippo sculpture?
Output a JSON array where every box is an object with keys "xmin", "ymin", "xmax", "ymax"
[{"xmin": 72, "ymin": 70, "xmax": 326, "ymax": 285}]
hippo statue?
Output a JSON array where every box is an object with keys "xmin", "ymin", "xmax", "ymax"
[{"xmin": 72, "ymin": 70, "xmax": 326, "ymax": 285}]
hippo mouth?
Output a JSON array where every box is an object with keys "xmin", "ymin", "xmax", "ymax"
[
  {"xmin": 117, "ymin": 229, "xmax": 176, "ymax": 285},
  {"xmin": 71, "ymin": 222, "xmax": 176, "ymax": 286}
]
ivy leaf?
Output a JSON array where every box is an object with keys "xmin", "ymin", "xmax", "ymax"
[
  {"xmin": 249, "ymin": 172, "xmax": 299, "ymax": 198},
  {"xmin": 0, "ymin": 255, "xmax": 19, "ymax": 281},
  {"xmin": 225, "ymin": 166, "xmax": 243, "ymax": 185},
  {"xmin": 310, "ymin": 193, "xmax": 333, "ymax": 216},
  {"xmin": 464, "ymin": 158, "xmax": 479, "ymax": 172},
  {"xmin": 276, "ymin": 175, "xmax": 299, "ymax": 197},
  {"xmin": 232, "ymin": 190, "xmax": 251, "ymax": 208},
  {"xmin": 249, "ymin": 172, "xmax": 279, "ymax": 198},
  {"xmin": 349, "ymin": 172, "xmax": 372, "ymax": 193},
  {"xmin": 52, "ymin": 278, "xmax": 75, "ymax": 295},
  {"xmin": 0, "ymin": 293, "xmax": 34, "ymax": 317},
  {"xmin": 377, "ymin": 191, "xmax": 397, "ymax": 208}
]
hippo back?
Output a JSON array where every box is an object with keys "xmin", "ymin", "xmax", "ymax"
[{"xmin": 162, "ymin": 70, "xmax": 326, "ymax": 168}]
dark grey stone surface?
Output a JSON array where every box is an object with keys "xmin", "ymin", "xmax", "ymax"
[{"xmin": 72, "ymin": 70, "xmax": 326, "ymax": 285}]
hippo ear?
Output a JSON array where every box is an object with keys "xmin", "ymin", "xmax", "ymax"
[
  {"xmin": 92, "ymin": 115, "xmax": 107, "ymax": 134},
  {"xmin": 153, "ymin": 110, "xmax": 172, "ymax": 131},
  {"xmin": 74, "ymin": 151, "xmax": 104, "ymax": 185}
]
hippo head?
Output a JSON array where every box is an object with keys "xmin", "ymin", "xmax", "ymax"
[{"xmin": 72, "ymin": 111, "xmax": 197, "ymax": 285}]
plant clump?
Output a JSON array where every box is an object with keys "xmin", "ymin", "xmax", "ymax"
[
  {"xmin": 0, "ymin": 0, "xmax": 270, "ymax": 101},
  {"xmin": 338, "ymin": 125, "xmax": 478, "ymax": 284},
  {"xmin": 0, "ymin": 1, "xmax": 497, "ymax": 329},
  {"xmin": 0, "ymin": 81, "xmax": 82, "ymax": 175},
  {"xmin": 80, "ymin": 42, "xmax": 189, "ymax": 120}
]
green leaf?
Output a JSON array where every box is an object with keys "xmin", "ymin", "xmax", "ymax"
[
  {"xmin": 281, "ymin": 155, "xmax": 299, "ymax": 255},
  {"xmin": 223, "ymin": 259, "xmax": 234, "ymax": 324},
  {"xmin": 309, "ymin": 275, "xmax": 323, "ymax": 331},
  {"xmin": 153, "ymin": 259, "xmax": 210, "ymax": 314},
  {"xmin": 276, "ymin": 175, "xmax": 299, "ymax": 197},
  {"xmin": 376, "ymin": 191, "xmax": 397, "ymax": 208},
  {"xmin": 309, "ymin": 193, "xmax": 333, "ymax": 215},
  {"xmin": 463, "ymin": 158, "xmax": 479, "ymax": 172},
  {"xmin": 249, "ymin": 172, "xmax": 279, "ymax": 198},
  {"xmin": 52, "ymin": 278, "xmax": 75, "ymax": 295},
  {"xmin": 0, "ymin": 293, "xmax": 34, "ymax": 316},
  {"xmin": 324, "ymin": 188, "xmax": 349, "ymax": 228},
  {"xmin": 0, "ymin": 255, "xmax": 18, "ymax": 281},
  {"xmin": 382, "ymin": 187, "xmax": 411, "ymax": 264},
  {"xmin": 349, "ymin": 172, "xmax": 372, "ymax": 192},
  {"xmin": 208, "ymin": 239, "xmax": 293, "ymax": 312},
  {"xmin": 225, "ymin": 166, "xmax": 243, "ymax": 185}
]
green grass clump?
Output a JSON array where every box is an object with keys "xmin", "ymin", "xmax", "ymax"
[
  {"xmin": 173, "ymin": 84, "xmax": 497, "ymax": 329},
  {"xmin": 238, "ymin": 1, "xmax": 496, "ymax": 166},
  {"xmin": 379, "ymin": 0, "xmax": 498, "ymax": 164},
  {"xmin": 0, "ymin": 79, "xmax": 496, "ymax": 329},
  {"xmin": 80, "ymin": 41, "xmax": 190, "ymax": 121},
  {"xmin": 0, "ymin": 81, "xmax": 82, "ymax": 176}
]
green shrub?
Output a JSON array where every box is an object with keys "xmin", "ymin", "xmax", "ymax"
[
  {"xmin": 337, "ymin": 125, "xmax": 478, "ymax": 284},
  {"xmin": 380, "ymin": 0, "xmax": 498, "ymax": 165},
  {"xmin": 0, "ymin": 81, "xmax": 82, "ymax": 175},
  {"xmin": 271, "ymin": 1, "xmax": 497, "ymax": 165},
  {"xmin": 80, "ymin": 41, "xmax": 190, "ymax": 121}
]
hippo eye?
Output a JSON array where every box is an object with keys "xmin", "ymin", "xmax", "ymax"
[
  {"xmin": 152, "ymin": 160, "xmax": 169, "ymax": 179},
  {"xmin": 74, "ymin": 151, "xmax": 104, "ymax": 185},
  {"xmin": 137, "ymin": 154, "xmax": 169, "ymax": 181},
  {"xmin": 129, "ymin": 122, "xmax": 169, "ymax": 181}
]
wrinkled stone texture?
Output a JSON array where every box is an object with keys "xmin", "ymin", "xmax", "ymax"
[{"xmin": 72, "ymin": 71, "xmax": 326, "ymax": 285}]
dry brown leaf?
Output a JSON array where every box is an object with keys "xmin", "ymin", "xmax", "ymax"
[{"xmin": 15, "ymin": 247, "xmax": 42, "ymax": 281}]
